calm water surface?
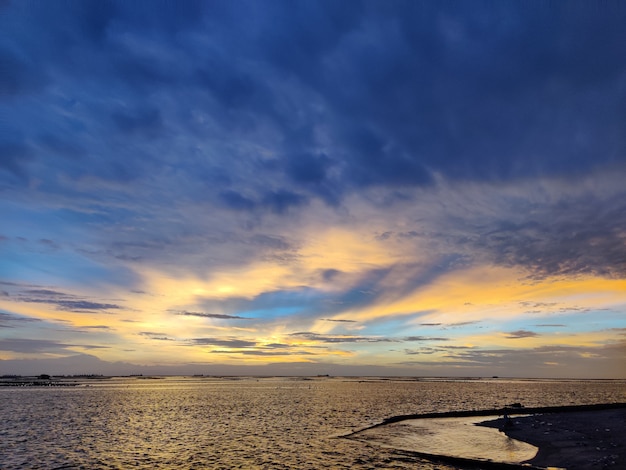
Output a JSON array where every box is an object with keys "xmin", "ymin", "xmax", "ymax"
[{"xmin": 1, "ymin": 377, "xmax": 624, "ymax": 469}]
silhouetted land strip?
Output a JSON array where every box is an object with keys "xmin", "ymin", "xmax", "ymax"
[
  {"xmin": 350, "ymin": 402, "xmax": 626, "ymax": 433},
  {"xmin": 0, "ymin": 378, "xmax": 81, "ymax": 387},
  {"xmin": 343, "ymin": 403, "xmax": 626, "ymax": 469},
  {"xmin": 479, "ymin": 405, "xmax": 626, "ymax": 469}
]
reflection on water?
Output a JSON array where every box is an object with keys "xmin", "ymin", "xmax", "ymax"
[
  {"xmin": 1, "ymin": 377, "xmax": 624, "ymax": 469},
  {"xmin": 352, "ymin": 416, "xmax": 538, "ymax": 464}
]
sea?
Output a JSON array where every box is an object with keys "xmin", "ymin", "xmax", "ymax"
[{"xmin": 1, "ymin": 376, "xmax": 624, "ymax": 469}]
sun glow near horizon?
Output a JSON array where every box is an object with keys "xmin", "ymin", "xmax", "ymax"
[{"xmin": 1, "ymin": 1, "xmax": 625, "ymax": 378}]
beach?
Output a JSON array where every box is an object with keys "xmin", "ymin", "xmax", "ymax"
[
  {"xmin": 346, "ymin": 403, "xmax": 626, "ymax": 469},
  {"xmin": 478, "ymin": 407, "xmax": 626, "ymax": 469}
]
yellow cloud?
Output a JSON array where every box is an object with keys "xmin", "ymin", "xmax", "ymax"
[
  {"xmin": 330, "ymin": 264, "xmax": 626, "ymax": 327},
  {"xmin": 299, "ymin": 227, "xmax": 401, "ymax": 272}
]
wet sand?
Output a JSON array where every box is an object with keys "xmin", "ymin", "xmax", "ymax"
[
  {"xmin": 344, "ymin": 403, "xmax": 626, "ymax": 469},
  {"xmin": 478, "ymin": 407, "xmax": 626, "ymax": 469}
]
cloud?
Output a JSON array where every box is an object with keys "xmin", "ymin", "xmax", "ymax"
[
  {"xmin": 3, "ymin": 1, "xmax": 622, "ymax": 195},
  {"xmin": 0, "ymin": 1, "xmax": 624, "ymax": 378},
  {"xmin": 211, "ymin": 349, "xmax": 313, "ymax": 357},
  {"xmin": 289, "ymin": 332, "xmax": 394, "ymax": 344},
  {"xmin": 139, "ymin": 332, "xmax": 174, "ymax": 341},
  {"xmin": 504, "ymin": 330, "xmax": 540, "ymax": 339},
  {"xmin": 398, "ymin": 340, "xmax": 626, "ymax": 372},
  {"xmin": 0, "ymin": 311, "xmax": 42, "ymax": 328},
  {"xmin": 417, "ymin": 321, "xmax": 478, "ymax": 330},
  {"xmin": 5, "ymin": 285, "xmax": 124, "ymax": 313},
  {"xmin": 404, "ymin": 336, "xmax": 449, "ymax": 342},
  {"xmin": 0, "ymin": 338, "xmax": 108, "ymax": 353},
  {"xmin": 405, "ymin": 347, "xmax": 438, "ymax": 355},
  {"xmin": 172, "ymin": 310, "xmax": 247, "ymax": 320},
  {"xmin": 218, "ymin": 190, "xmax": 256, "ymax": 212},
  {"xmin": 188, "ymin": 337, "xmax": 258, "ymax": 348},
  {"xmin": 38, "ymin": 134, "xmax": 86, "ymax": 160},
  {"xmin": 191, "ymin": 338, "xmax": 319, "ymax": 356},
  {"xmin": 426, "ymin": 342, "xmax": 626, "ymax": 374},
  {"xmin": 446, "ymin": 321, "xmax": 480, "ymax": 328},
  {"xmin": 261, "ymin": 190, "xmax": 308, "ymax": 215},
  {"xmin": 0, "ymin": 140, "xmax": 33, "ymax": 181},
  {"xmin": 19, "ymin": 296, "xmax": 123, "ymax": 313},
  {"xmin": 0, "ymin": 47, "xmax": 48, "ymax": 97},
  {"xmin": 112, "ymin": 107, "xmax": 163, "ymax": 137},
  {"xmin": 471, "ymin": 193, "xmax": 626, "ymax": 279}
]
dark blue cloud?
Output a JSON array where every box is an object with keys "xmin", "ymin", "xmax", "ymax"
[
  {"xmin": 261, "ymin": 190, "xmax": 308, "ymax": 214},
  {"xmin": 112, "ymin": 107, "xmax": 163, "ymax": 137},
  {"xmin": 0, "ymin": 140, "xmax": 32, "ymax": 181},
  {"xmin": 218, "ymin": 190, "xmax": 256, "ymax": 212},
  {"xmin": 471, "ymin": 193, "xmax": 626, "ymax": 278},
  {"xmin": 324, "ymin": 3, "xmax": 625, "ymax": 186},
  {"xmin": 217, "ymin": 188, "xmax": 308, "ymax": 215},
  {"xmin": 0, "ymin": 47, "xmax": 47, "ymax": 97},
  {"xmin": 2, "ymin": 0, "xmax": 623, "ymax": 200},
  {"xmin": 252, "ymin": 0, "xmax": 364, "ymax": 83},
  {"xmin": 195, "ymin": 65, "xmax": 260, "ymax": 111},
  {"xmin": 0, "ymin": 0, "xmax": 624, "ymax": 301},
  {"xmin": 285, "ymin": 152, "xmax": 331, "ymax": 185},
  {"xmin": 38, "ymin": 134, "xmax": 86, "ymax": 160}
]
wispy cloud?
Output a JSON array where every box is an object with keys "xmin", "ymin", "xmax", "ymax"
[
  {"xmin": 5, "ymin": 285, "xmax": 124, "ymax": 313},
  {"xmin": 139, "ymin": 332, "xmax": 175, "ymax": 341},
  {"xmin": 289, "ymin": 332, "xmax": 395, "ymax": 344},
  {"xmin": 404, "ymin": 336, "xmax": 449, "ymax": 342},
  {"xmin": 504, "ymin": 330, "xmax": 540, "ymax": 339},
  {"xmin": 0, "ymin": 1, "xmax": 624, "ymax": 377},
  {"xmin": 188, "ymin": 337, "xmax": 258, "ymax": 348},
  {"xmin": 172, "ymin": 310, "xmax": 247, "ymax": 320},
  {"xmin": 0, "ymin": 338, "xmax": 109, "ymax": 353},
  {"xmin": 0, "ymin": 312, "xmax": 42, "ymax": 328}
]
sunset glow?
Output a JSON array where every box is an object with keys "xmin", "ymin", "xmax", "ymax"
[{"xmin": 1, "ymin": 1, "xmax": 624, "ymax": 378}]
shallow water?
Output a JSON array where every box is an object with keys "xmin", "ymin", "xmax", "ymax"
[
  {"xmin": 1, "ymin": 377, "xmax": 624, "ymax": 469},
  {"xmin": 352, "ymin": 416, "xmax": 538, "ymax": 464}
]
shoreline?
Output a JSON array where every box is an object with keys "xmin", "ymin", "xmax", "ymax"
[
  {"xmin": 344, "ymin": 403, "xmax": 626, "ymax": 469},
  {"xmin": 477, "ymin": 406, "xmax": 626, "ymax": 469},
  {"xmin": 345, "ymin": 402, "xmax": 626, "ymax": 435}
]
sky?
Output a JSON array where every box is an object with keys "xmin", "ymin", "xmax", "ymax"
[{"xmin": 1, "ymin": 0, "xmax": 625, "ymax": 378}]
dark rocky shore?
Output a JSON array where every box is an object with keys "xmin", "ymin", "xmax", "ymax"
[
  {"xmin": 344, "ymin": 403, "xmax": 626, "ymax": 469},
  {"xmin": 478, "ymin": 406, "xmax": 626, "ymax": 469}
]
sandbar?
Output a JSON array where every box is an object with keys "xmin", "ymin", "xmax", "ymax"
[{"xmin": 478, "ymin": 407, "xmax": 626, "ymax": 469}]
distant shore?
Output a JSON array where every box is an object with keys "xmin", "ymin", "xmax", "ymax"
[
  {"xmin": 0, "ymin": 375, "xmax": 106, "ymax": 387},
  {"xmin": 478, "ymin": 405, "xmax": 626, "ymax": 469}
]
